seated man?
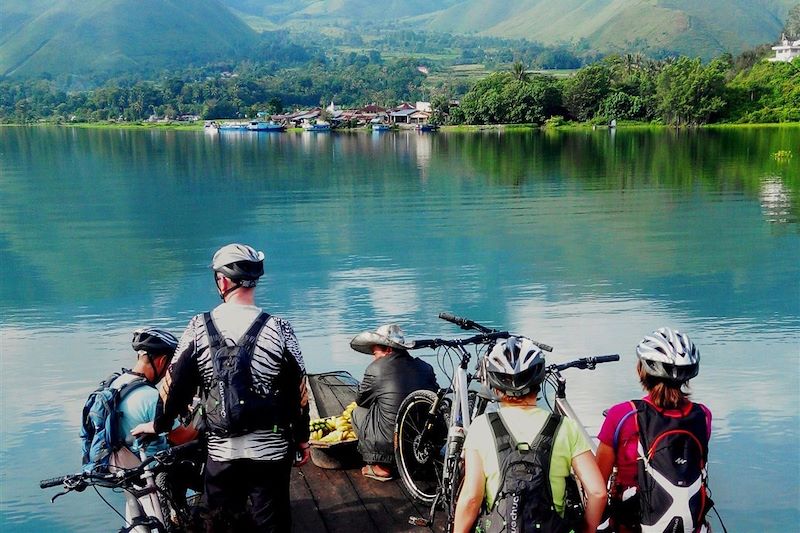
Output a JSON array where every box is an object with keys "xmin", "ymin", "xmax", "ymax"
[{"xmin": 349, "ymin": 324, "xmax": 438, "ymax": 481}]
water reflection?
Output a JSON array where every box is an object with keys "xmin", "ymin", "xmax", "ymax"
[{"xmin": 0, "ymin": 126, "xmax": 798, "ymax": 531}]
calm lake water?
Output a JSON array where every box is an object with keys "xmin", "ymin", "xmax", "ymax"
[{"xmin": 1, "ymin": 126, "xmax": 798, "ymax": 531}]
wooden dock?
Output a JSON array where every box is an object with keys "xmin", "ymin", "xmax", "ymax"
[
  {"xmin": 290, "ymin": 372, "xmax": 446, "ymax": 533},
  {"xmin": 290, "ymin": 463, "xmax": 444, "ymax": 532}
]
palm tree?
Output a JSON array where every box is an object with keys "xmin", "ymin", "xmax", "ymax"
[{"xmin": 511, "ymin": 61, "xmax": 530, "ymax": 82}]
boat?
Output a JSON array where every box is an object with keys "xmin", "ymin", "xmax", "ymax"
[
  {"xmin": 416, "ymin": 123, "xmax": 439, "ymax": 132},
  {"xmin": 372, "ymin": 123, "xmax": 391, "ymax": 132},
  {"xmin": 217, "ymin": 122, "xmax": 248, "ymax": 131},
  {"xmin": 302, "ymin": 120, "xmax": 331, "ymax": 132},
  {"xmin": 247, "ymin": 121, "xmax": 286, "ymax": 132}
]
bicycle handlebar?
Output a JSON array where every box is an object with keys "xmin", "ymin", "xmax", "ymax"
[
  {"xmin": 438, "ymin": 312, "xmax": 554, "ymax": 352},
  {"xmin": 40, "ymin": 440, "xmax": 201, "ymax": 490},
  {"xmin": 438, "ymin": 312, "xmax": 496, "ymax": 334},
  {"xmin": 40, "ymin": 475, "xmax": 72, "ymax": 489},
  {"xmin": 411, "ymin": 331, "xmax": 511, "ymax": 349},
  {"xmin": 552, "ymin": 354, "xmax": 620, "ymax": 372}
]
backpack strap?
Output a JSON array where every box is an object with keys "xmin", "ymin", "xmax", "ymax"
[
  {"xmin": 530, "ymin": 413, "xmax": 563, "ymax": 510},
  {"xmin": 486, "ymin": 411, "xmax": 562, "ymax": 509},
  {"xmin": 613, "ymin": 400, "xmax": 640, "ymax": 451},
  {"xmin": 486, "ymin": 411, "xmax": 516, "ymax": 457},
  {"xmin": 237, "ymin": 312, "xmax": 271, "ymax": 355},
  {"xmin": 203, "ymin": 312, "xmax": 224, "ymax": 351},
  {"xmin": 203, "ymin": 311, "xmax": 271, "ymax": 354}
]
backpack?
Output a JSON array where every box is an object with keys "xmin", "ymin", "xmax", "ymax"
[
  {"xmin": 79, "ymin": 371, "xmax": 151, "ymax": 472},
  {"xmin": 613, "ymin": 400, "xmax": 712, "ymax": 533},
  {"xmin": 476, "ymin": 412, "xmax": 572, "ymax": 533},
  {"xmin": 201, "ymin": 312, "xmax": 286, "ymax": 437}
]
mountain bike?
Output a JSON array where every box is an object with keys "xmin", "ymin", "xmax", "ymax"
[
  {"xmin": 395, "ymin": 313, "xmax": 618, "ymax": 531},
  {"xmin": 394, "ymin": 313, "xmax": 550, "ymax": 528},
  {"xmin": 40, "ymin": 440, "xmax": 203, "ymax": 533}
]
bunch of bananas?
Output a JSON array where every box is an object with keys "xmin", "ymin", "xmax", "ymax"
[{"xmin": 309, "ymin": 401, "xmax": 358, "ymax": 443}]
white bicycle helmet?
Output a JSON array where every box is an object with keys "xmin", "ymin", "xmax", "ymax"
[
  {"xmin": 484, "ymin": 336, "xmax": 546, "ymax": 397},
  {"xmin": 211, "ymin": 243, "xmax": 265, "ymax": 285},
  {"xmin": 636, "ymin": 327, "xmax": 700, "ymax": 383}
]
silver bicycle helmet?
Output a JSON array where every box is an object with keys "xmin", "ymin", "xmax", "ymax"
[
  {"xmin": 132, "ymin": 328, "xmax": 178, "ymax": 355},
  {"xmin": 636, "ymin": 327, "xmax": 699, "ymax": 383},
  {"xmin": 484, "ymin": 336, "xmax": 546, "ymax": 397},
  {"xmin": 211, "ymin": 243, "xmax": 265, "ymax": 285}
]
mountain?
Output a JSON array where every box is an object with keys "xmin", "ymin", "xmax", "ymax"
[
  {"xmin": 221, "ymin": 0, "xmax": 796, "ymax": 58},
  {"xmin": 417, "ymin": 0, "xmax": 794, "ymax": 57},
  {"xmin": 0, "ymin": 0, "xmax": 258, "ymax": 79}
]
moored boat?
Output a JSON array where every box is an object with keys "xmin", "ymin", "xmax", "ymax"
[
  {"xmin": 416, "ymin": 123, "xmax": 439, "ymax": 132},
  {"xmin": 372, "ymin": 123, "xmax": 391, "ymax": 131},
  {"xmin": 217, "ymin": 121, "xmax": 248, "ymax": 131},
  {"xmin": 302, "ymin": 120, "xmax": 331, "ymax": 132},
  {"xmin": 247, "ymin": 121, "xmax": 286, "ymax": 132}
]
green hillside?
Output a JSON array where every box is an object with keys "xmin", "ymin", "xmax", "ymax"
[
  {"xmin": 420, "ymin": 0, "xmax": 795, "ymax": 57},
  {"xmin": 0, "ymin": 0, "xmax": 258, "ymax": 79},
  {"xmin": 222, "ymin": 0, "xmax": 796, "ymax": 58}
]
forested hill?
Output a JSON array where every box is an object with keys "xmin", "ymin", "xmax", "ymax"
[
  {"xmin": 225, "ymin": 0, "xmax": 795, "ymax": 58},
  {"xmin": 0, "ymin": 0, "xmax": 258, "ymax": 80},
  {"xmin": 0, "ymin": 0, "xmax": 796, "ymax": 84}
]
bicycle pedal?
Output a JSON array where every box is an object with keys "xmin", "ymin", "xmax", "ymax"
[{"xmin": 408, "ymin": 516, "xmax": 430, "ymax": 527}]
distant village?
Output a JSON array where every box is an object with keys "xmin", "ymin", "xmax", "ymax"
[
  {"xmin": 149, "ymin": 100, "xmax": 447, "ymax": 129},
  {"xmin": 149, "ymin": 34, "xmax": 799, "ymax": 128},
  {"xmin": 273, "ymin": 101, "xmax": 437, "ymax": 128}
]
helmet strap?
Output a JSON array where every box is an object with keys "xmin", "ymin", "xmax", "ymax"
[{"xmin": 215, "ymin": 273, "xmax": 243, "ymax": 301}]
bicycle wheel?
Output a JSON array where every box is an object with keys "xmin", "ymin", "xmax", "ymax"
[{"xmin": 395, "ymin": 389, "xmax": 448, "ymax": 505}]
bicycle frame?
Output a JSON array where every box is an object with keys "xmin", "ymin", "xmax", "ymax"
[{"xmin": 548, "ymin": 367, "xmax": 598, "ymax": 453}]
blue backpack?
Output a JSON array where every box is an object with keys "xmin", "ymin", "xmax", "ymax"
[{"xmin": 79, "ymin": 370, "xmax": 151, "ymax": 472}]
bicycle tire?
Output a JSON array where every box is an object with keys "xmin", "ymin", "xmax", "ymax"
[{"xmin": 394, "ymin": 389, "xmax": 448, "ymax": 505}]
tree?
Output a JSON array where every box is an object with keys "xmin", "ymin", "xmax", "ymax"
[
  {"xmin": 562, "ymin": 64, "xmax": 612, "ymax": 121},
  {"xmin": 784, "ymin": 4, "xmax": 800, "ymax": 39},
  {"xmin": 510, "ymin": 61, "xmax": 530, "ymax": 82},
  {"xmin": 655, "ymin": 57, "xmax": 727, "ymax": 125}
]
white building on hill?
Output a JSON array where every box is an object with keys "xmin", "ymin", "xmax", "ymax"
[{"xmin": 769, "ymin": 33, "xmax": 800, "ymax": 62}]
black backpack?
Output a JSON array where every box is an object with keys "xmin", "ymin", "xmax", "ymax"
[
  {"xmin": 476, "ymin": 412, "xmax": 572, "ymax": 533},
  {"xmin": 634, "ymin": 400, "xmax": 712, "ymax": 533},
  {"xmin": 202, "ymin": 312, "xmax": 285, "ymax": 437}
]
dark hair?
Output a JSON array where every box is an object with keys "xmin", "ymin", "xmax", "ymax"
[{"xmin": 637, "ymin": 361, "xmax": 689, "ymax": 409}]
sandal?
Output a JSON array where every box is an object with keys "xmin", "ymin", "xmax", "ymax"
[{"xmin": 362, "ymin": 464, "xmax": 393, "ymax": 482}]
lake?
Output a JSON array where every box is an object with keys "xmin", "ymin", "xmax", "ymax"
[{"xmin": 1, "ymin": 125, "xmax": 798, "ymax": 531}]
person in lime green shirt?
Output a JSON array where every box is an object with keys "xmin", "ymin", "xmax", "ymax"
[{"xmin": 453, "ymin": 337, "xmax": 606, "ymax": 533}]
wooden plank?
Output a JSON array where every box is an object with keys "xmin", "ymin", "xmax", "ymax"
[
  {"xmin": 299, "ymin": 463, "xmax": 378, "ymax": 533},
  {"xmin": 290, "ymin": 467, "xmax": 328, "ymax": 532},
  {"xmin": 344, "ymin": 468, "xmax": 438, "ymax": 532}
]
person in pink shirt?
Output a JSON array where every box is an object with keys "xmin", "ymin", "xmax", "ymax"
[{"xmin": 596, "ymin": 328, "xmax": 712, "ymax": 533}]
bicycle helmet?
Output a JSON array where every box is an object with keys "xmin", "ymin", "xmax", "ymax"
[
  {"xmin": 636, "ymin": 327, "xmax": 699, "ymax": 383},
  {"xmin": 210, "ymin": 243, "xmax": 265, "ymax": 285},
  {"xmin": 132, "ymin": 328, "xmax": 178, "ymax": 355},
  {"xmin": 484, "ymin": 336, "xmax": 546, "ymax": 397}
]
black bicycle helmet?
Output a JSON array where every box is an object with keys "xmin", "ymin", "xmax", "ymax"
[
  {"xmin": 131, "ymin": 328, "xmax": 178, "ymax": 355},
  {"xmin": 636, "ymin": 327, "xmax": 700, "ymax": 383},
  {"xmin": 484, "ymin": 336, "xmax": 546, "ymax": 397},
  {"xmin": 211, "ymin": 243, "xmax": 264, "ymax": 286}
]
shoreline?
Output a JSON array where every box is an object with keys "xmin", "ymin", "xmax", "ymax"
[{"xmin": 2, "ymin": 121, "xmax": 799, "ymax": 131}]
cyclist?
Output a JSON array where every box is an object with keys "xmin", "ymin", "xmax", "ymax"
[
  {"xmin": 350, "ymin": 324, "xmax": 438, "ymax": 481},
  {"xmin": 595, "ymin": 327, "xmax": 712, "ymax": 533},
  {"xmin": 135, "ymin": 243, "xmax": 310, "ymax": 532},
  {"xmin": 453, "ymin": 336, "xmax": 606, "ymax": 533},
  {"xmin": 108, "ymin": 328, "xmax": 197, "ymax": 530}
]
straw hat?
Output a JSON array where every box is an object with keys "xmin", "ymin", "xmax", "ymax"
[{"xmin": 350, "ymin": 324, "xmax": 414, "ymax": 355}]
